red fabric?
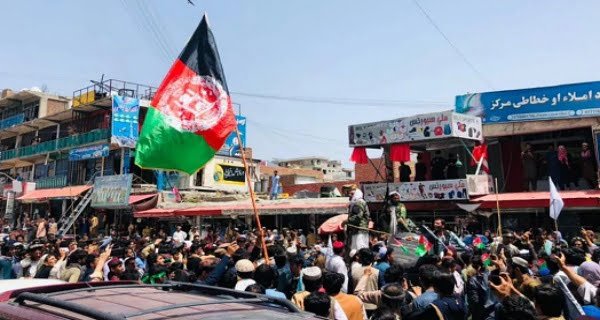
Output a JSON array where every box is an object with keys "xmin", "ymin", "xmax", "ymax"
[
  {"xmin": 471, "ymin": 144, "xmax": 490, "ymax": 173},
  {"xmin": 390, "ymin": 143, "xmax": 410, "ymax": 162},
  {"xmin": 350, "ymin": 147, "xmax": 369, "ymax": 164},
  {"xmin": 318, "ymin": 214, "xmax": 348, "ymax": 234}
]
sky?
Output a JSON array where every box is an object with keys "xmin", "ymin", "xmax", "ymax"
[{"xmin": 2, "ymin": 1, "xmax": 600, "ymax": 167}]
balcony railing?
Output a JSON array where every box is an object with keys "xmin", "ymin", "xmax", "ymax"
[
  {"xmin": 35, "ymin": 175, "xmax": 67, "ymax": 189},
  {"xmin": 0, "ymin": 128, "xmax": 110, "ymax": 161},
  {"xmin": 73, "ymin": 79, "xmax": 157, "ymax": 107},
  {"xmin": 0, "ymin": 114, "xmax": 25, "ymax": 130}
]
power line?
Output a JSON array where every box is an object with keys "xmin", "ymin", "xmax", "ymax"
[
  {"xmin": 412, "ymin": 0, "xmax": 495, "ymax": 90},
  {"xmin": 119, "ymin": 0, "xmax": 172, "ymax": 64},
  {"xmin": 231, "ymin": 91, "xmax": 446, "ymax": 108},
  {"xmin": 135, "ymin": 0, "xmax": 178, "ymax": 57},
  {"xmin": 247, "ymin": 119, "xmax": 347, "ymax": 144}
]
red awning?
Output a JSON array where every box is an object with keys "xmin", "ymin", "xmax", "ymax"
[
  {"xmin": 18, "ymin": 186, "xmax": 91, "ymax": 201},
  {"xmin": 129, "ymin": 194, "xmax": 157, "ymax": 205},
  {"xmin": 472, "ymin": 190, "xmax": 600, "ymax": 209},
  {"xmin": 134, "ymin": 200, "xmax": 348, "ymax": 218},
  {"xmin": 134, "ymin": 207, "xmax": 222, "ymax": 218}
]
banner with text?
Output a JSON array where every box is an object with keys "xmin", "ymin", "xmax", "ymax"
[
  {"xmin": 69, "ymin": 144, "xmax": 109, "ymax": 161},
  {"xmin": 111, "ymin": 95, "xmax": 140, "ymax": 148},
  {"xmin": 362, "ymin": 179, "xmax": 468, "ymax": 202},
  {"xmin": 91, "ymin": 174, "xmax": 133, "ymax": 209},
  {"xmin": 213, "ymin": 164, "xmax": 245, "ymax": 186},
  {"xmin": 455, "ymin": 81, "xmax": 600, "ymax": 123},
  {"xmin": 348, "ymin": 111, "xmax": 482, "ymax": 147}
]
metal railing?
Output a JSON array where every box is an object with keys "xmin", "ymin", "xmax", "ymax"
[
  {"xmin": 0, "ymin": 128, "xmax": 110, "ymax": 161},
  {"xmin": 35, "ymin": 175, "xmax": 68, "ymax": 189},
  {"xmin": 72, "ymin": 79, "xmax": 157, "ymax": 106}
]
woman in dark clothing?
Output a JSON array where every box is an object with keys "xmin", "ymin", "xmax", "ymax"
[
  {"xmin": 557, "ymin": 145, "xmax": 570, "ymax": 190},
  {"xmin": 581, "ymin": 142, "xmax": 598, "ymax": 189}
]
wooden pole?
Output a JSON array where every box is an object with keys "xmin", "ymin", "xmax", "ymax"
[
  {"xmin": 235, "ymin": 128, "xmax": 269, "ymax": 262},
  {"xmin": 494, "ymin": 178, "xmax": 502, "ymax": 236},
  {"xmin": 554, "ymin": 219, "xmax": 559, "ymax": 232}
]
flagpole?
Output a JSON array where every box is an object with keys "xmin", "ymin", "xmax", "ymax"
[
  {"xmin": 235, "ymin": 127, "xmax": 269, "ymax": 262},
  {"xmin": 494, "ymin": 178, "xmax": 502, "ymax": 236}
]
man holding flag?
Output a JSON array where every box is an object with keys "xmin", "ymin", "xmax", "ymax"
[{"xmin": 135, "ymin": 14, "xmax": 268, "ymax": 261}]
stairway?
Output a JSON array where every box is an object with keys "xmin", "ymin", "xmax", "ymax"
[{"xmin": 56, "ymin": 188, "xmax": 94, "ymax": 238}]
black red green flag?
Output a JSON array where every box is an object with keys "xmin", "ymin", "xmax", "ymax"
[{"xmin": 135, "ymin": 14, "xmax": 236, "ymax": 174}]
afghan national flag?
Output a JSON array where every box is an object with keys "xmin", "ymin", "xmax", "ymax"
[
  {"xmin": 537, "ymin": 258, "xmax": 550, "ymax": 276},
  {"xmin": 473, "ymin": 236, "xmax": 486, "ymax": 250},
  {"xmin": 414, "ymin": 234, "xmax": 432, "ymax": 257},
  {"xmin": 482, "ymin": 253, "xmax": 492, "ymax": 267},
  {"xmin": 135, "ymin": 15, "xmax": 237, "ymax": 174},
  {"xmin": 391, "ymin": 237, "xmax": 410, "ymax": 255}
]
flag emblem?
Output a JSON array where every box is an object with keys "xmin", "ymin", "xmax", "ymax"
[{"xmin": 157, "ymin": 73, "xmax": 231, "ymax": 133}]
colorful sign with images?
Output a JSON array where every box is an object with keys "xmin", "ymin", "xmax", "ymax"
[
  {"xmin": 111, "ymin": 95, "xmax": 140, "ymax": 148},
  {"xmin": 455, "ymin": 81, "xmax": 600, "ymax": 123},
  {"xmin": 362, "ymin": 179, "xmax": 468, "ymax": 202},
  {"xmin": 91, "ymin": 174, "xmax": 133, "ymax": 209},
  {"xmin": 69, "ymin": 144, "xmax": 109, "ymax": 161},
  {"xmin": 348, "ymin": 111, "xmax": 482, "ymax": 147},
  {"xmin": 213, "ymin": 164, "xmax": 245, "ymax": 185},
  {"xmin": 218, "ymin": 116, "xmax": 246, "ymax": 156}
]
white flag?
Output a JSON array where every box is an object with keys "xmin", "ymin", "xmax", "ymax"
[{"xmin": 549, "ymin": 177, "xmax": 564, "ymax": 220}]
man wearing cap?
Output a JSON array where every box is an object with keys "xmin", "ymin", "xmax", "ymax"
[
  {"xmin": 347, "ymin": 188, "xmax": 371, "ymax": 251},
  {"xmin": 326, "ymin": 241, "xmax": 349, "ymax": 293},
  {"xmin": 512, "ymin": 256, "xmax": 541, "ymax": 300},
  {"xmin": 234, "ymin": 259, "xmax": 256, "ymax": 291},
  {"xmin": 292, "ymin": 266, "xmax": 322, "ymax": 308}
]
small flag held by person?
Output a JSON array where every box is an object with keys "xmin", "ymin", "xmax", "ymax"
[
  {"xmin": 414, "ymin": 235, "xmax": 432, "ymax": 257},
  {"xmin": 391, "ymin": 237, "xmax": 410, "ymax": 255},
  {"xmin": 135, "ymin": 14, "xmax": 237, "ymax": 174},
  {"xmin": 482, "ymin": 253, "xmax": 492, "ymax": 267},
  {"xmin": 473, "ymin": 236, "xmax": 486, "ymax": 250}
]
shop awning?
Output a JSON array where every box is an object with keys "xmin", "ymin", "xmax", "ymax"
[
  {"xmin": 134, "ymin": 207, "xmax": 222, "ymax": 218},
  {"xmin": 472, "ymin": 190, "xmax": 600, "ymax": 209},
  {"xmin": 17, "ymin": 185, "xmax": 91, "ymax": 201},
  {"xmin": 134, "ymin": 199, "xmax": 349, "ymax": 218},
  {"xmin": 129, "ymin": 194, "xmax": 157, "ymax": 205}
]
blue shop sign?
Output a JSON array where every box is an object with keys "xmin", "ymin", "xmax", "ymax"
[
  {"xmin": 455, "ymin": 81, "xmax": 600, "ymax": 123},
  {"xmin": 69, "ymin": 144, "xmax": 109, "ymax": 161}
]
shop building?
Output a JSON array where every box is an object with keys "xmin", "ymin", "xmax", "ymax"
[
  {"xmin": 455, "ymin": 81, "xmax": 600, "ymax": 236},
  {"xmin": 348, "ymin": 110, "xmax": 489, "ymax": 228}
]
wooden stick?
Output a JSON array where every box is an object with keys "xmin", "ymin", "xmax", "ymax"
[
  {"xmin": 495, "ymin": 178, "xmax": 502, "ymax": 236},
  {"xmin": 554, "ymin": 219, "xmax": 559, "ymax": 232},
  {"xmin": 235, "ymin": 128, "xmax": 269, "ymax": 262}
]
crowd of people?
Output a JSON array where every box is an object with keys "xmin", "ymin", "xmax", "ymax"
[{"xmin": 2, "ymin": 212, "xmax": 600, "ymax": 319}]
